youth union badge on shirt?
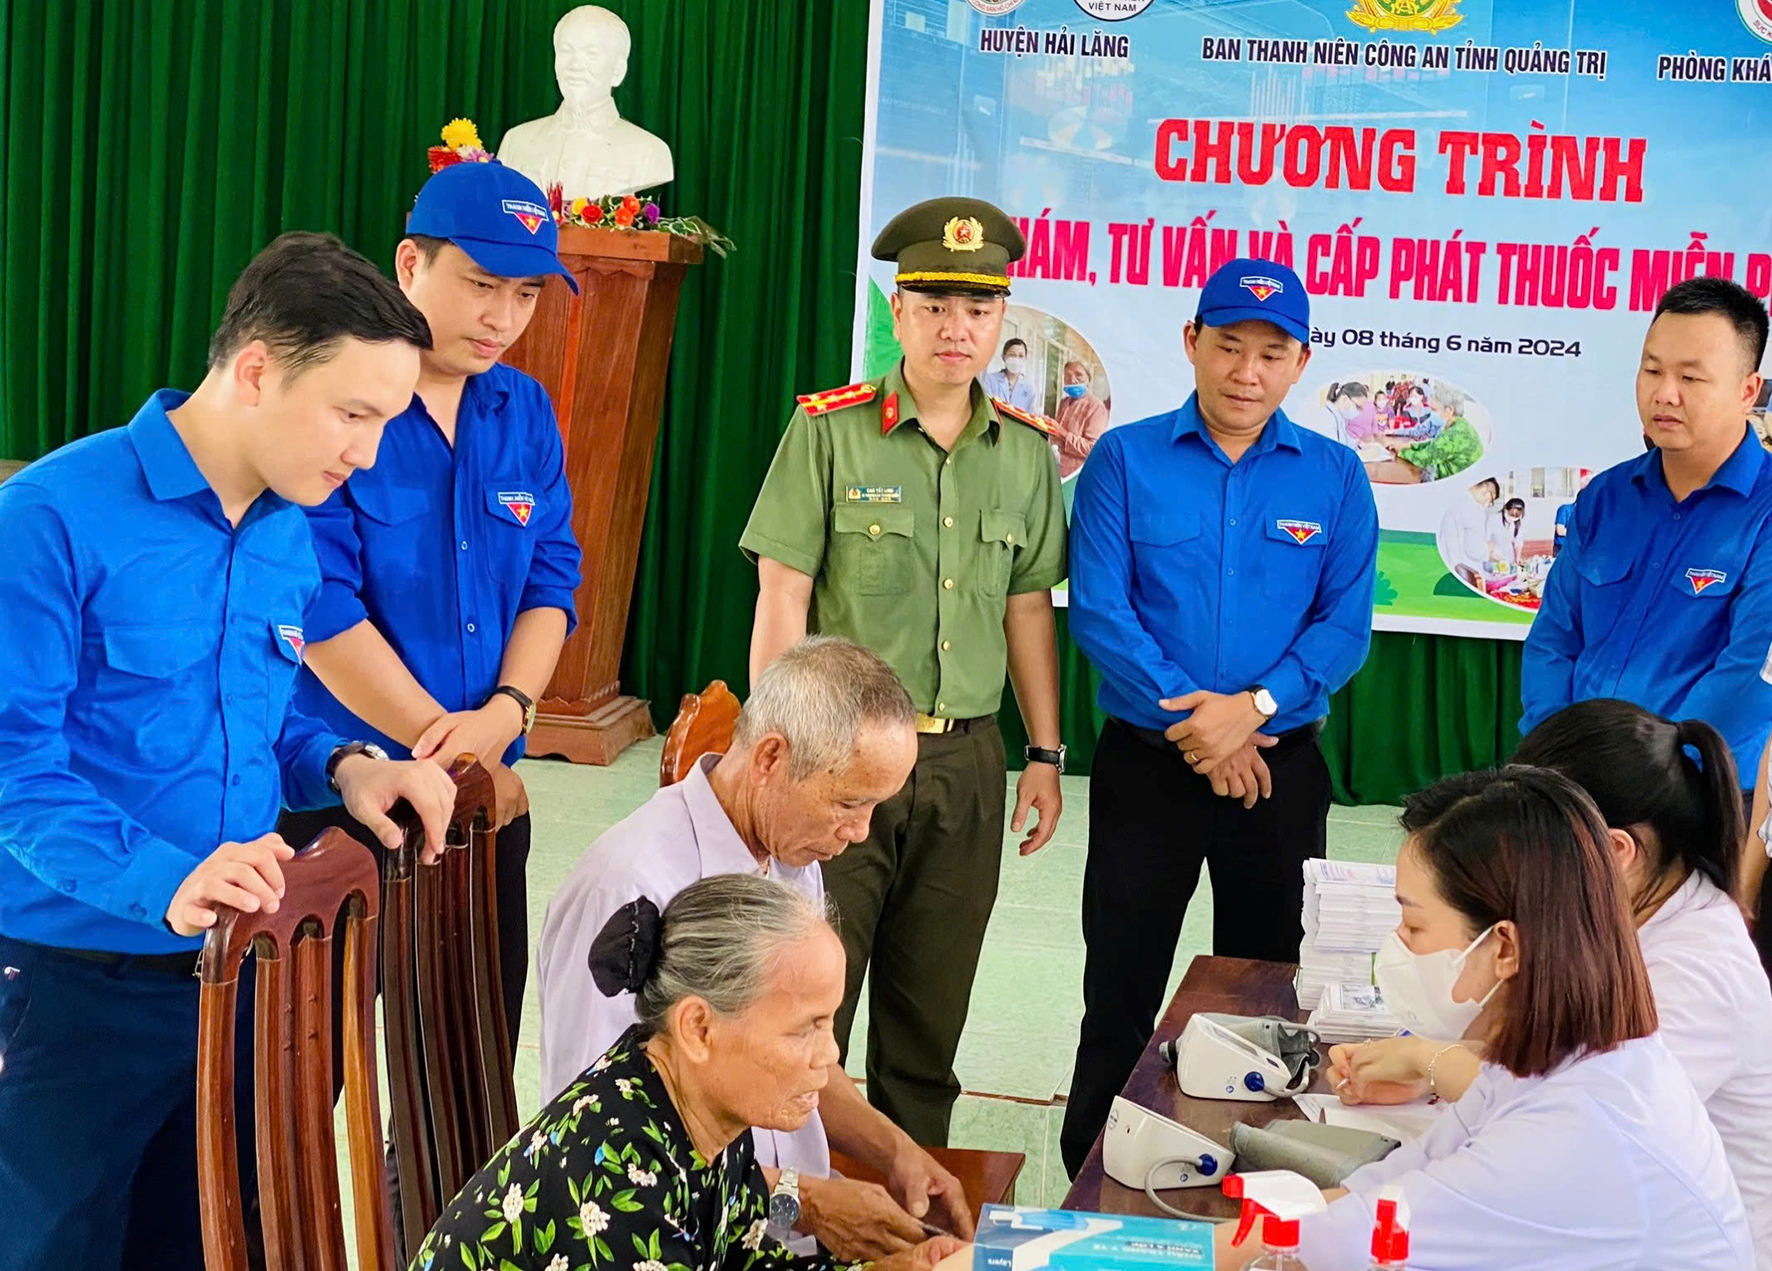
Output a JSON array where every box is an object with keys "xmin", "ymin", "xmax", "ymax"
[
  {"xmin": 1277, "ymin": 518, "xmax": 1323, "ymax": 544},
  {"xmin": 498, "ymin": 491, "xmax": 536, "ymax": 526},
  {"xmin": 1686, "ymin": 567, "xmax": 1728, "ymax": 596}
]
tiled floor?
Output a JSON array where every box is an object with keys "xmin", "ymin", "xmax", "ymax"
[{"xmin": 505, "ymin": 740, "xmax": 1403, "ymax": 1207}]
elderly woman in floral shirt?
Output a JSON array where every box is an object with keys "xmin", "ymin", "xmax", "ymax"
[{"xmin": 412, "ymin": 876, "xmax": 965, "ymax": 1271}]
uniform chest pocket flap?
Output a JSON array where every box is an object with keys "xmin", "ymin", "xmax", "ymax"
[
  {"xmin": 1264, "ymin": 516, "xmax": 1331, "ymax": 601},
  {"xmin": 353, "ymin": 483, "xmax": 428, "ymax": 527},
  {"xmin": 1572, "ymin": 546, "xmax": 1631, "ymax": 588},
  {"xmin": 102, "ymin": 623, "xmax": 213, "ymax": 680},
  {"xmin": 1129, "ymin": 505, "xmax": 1201, "ymax": 548},
  {"xmin": 832, "ymin": 504, "xmax": 915, "ymax": 596},
  {"xmin": 978, "ymin": 509, "xmax": 1027, "ymax": 595}
]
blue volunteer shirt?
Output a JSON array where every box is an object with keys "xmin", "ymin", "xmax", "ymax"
[
  {"xmin": 0, "ymin": 392, "xmax": 344, "ymax": 954},
  {"xmin": 1070, "ymin": 394, "xmax": 1379, "ymax": 734},
  {"xmin": 295, "ymin": 362, "xmax": 581, "ymax": 764},
  {"xmin": 1522, "ymin": 429, "xmax": 1772, "ymax": 786}
]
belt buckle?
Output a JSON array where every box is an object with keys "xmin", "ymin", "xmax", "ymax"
[{"xmin": 914, "ymin": 713, "xmax": 952, "ymax": 735}]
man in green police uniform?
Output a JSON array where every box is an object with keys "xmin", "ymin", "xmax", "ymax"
[{"xmin": 740, "ymin": 198, "xmax": 1067, "ymax": 1146}]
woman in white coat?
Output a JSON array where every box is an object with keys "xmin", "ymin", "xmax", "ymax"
[
  {"xmin": 1337, "ymin": 702, "xmax": 1772, "ymax": 1267},
  {"xmin": 1238, "ymin": 767, "xmax": 1751, "ymax": 1270}
]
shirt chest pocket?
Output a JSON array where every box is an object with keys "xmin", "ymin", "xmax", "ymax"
[
  {"xmin": 96, "ymin": 623, "xmax": 216, "ymax": 757},
  {"xmin": 1262, "ymin": 517, "xmax": 1331, "ymax": 604},
  {"xmin": 831, "ymin": 504, "xmax": 915, "ymax": 596},
  {"xmin": 977, "ymin": 508, "xmax": 1027, "ymax": 597},
  {"xmin": 353, "ymin": 483, "xmax": 429, "ymax": 585},
  {"xmin": 1128, "ymin": 506, "xmax": 1202, "ymax": 584},
  {"xmin": 482, "ymin": 480, "xmax": 542, "ymax": 583}
]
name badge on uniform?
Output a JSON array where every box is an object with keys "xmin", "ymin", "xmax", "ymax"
[
  {"xmin": 845, "ymin": 485, "xmax": 903, "ymax": 504},
  {"xmin": 498, "ymin": 491, "xmax": 536, "ymax": 526},
  {"xmin": 1276, "ymin": 519, "xmax": 1323, "ymax": 545}
]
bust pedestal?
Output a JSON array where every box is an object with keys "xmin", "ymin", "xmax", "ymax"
[{"xmin": 501, "ymin": 226, "xmax": 704, "ymax": 764}]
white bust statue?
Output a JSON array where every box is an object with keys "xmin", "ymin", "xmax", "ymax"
[{"xmin": 498, "ymin": 6, "xmax": 674, "ymax": 200}]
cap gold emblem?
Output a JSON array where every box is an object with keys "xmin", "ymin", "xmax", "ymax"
[{"xmin": 942, "ymin": 216, "xmax": 986, "ymax": 252}]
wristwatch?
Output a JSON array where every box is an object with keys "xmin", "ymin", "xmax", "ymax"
[
  {"xmin": 326, "ymin": 741, "xmax": 390, "ymax": 792},
  {"xmin": 1025, "ymin": 744, "xmax": 1067, "ymax": 774},
  {"xmin": 1248, "ymin": 686, "xmax": 1279, "ymax": 721},
  {"xmin": 767, "ymin": 1167, "xmax": 801, "ymax": 1234},
  {"xmin": 487, "ymin": 685, "xmax": 537, "ymax": 736}
]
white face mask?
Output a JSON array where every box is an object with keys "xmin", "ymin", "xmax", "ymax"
[
  {"xmin": 1003, "ymin": 356, "xmax": 1027, "ymax": 374},
  {"xmin": 1373, "ymin": 924, "xmax": 1500, "ymax": 1039}
]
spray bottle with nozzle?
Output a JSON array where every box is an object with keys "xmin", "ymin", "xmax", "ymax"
[
  {"xmin": 1223, "ymin": 1170, "xmax": 1328, "ymax": 1270},
  {"xmin": 1365, "ymin": 1184, "xmax": 1411, "ymax": 1269}
]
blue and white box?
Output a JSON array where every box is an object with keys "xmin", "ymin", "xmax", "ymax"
[{"xmin": 972, "ymin": 1204, "xmax": 1215, "ymax": 1271}]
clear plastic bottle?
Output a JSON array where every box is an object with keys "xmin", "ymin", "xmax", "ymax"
[
  {"xmin": 1247, "ymin": 1213, "xmax": 1311, "ymax": 1270},
  {"xmin": 1223, "ymin": 1171, "xmax": 1327, "ymax": 1271}
]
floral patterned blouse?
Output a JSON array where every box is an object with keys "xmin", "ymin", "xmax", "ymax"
[{"xmin": 411, "ymin": 1027, "xmax": 864, "ymax": 1271}]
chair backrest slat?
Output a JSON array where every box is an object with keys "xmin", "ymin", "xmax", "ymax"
[
  {"xmin": 198, "ymin": 831, "xmax": 386, "ymax": 1271},
  {"xmin": 382, "ymin": 757, "xmax": 516, "ymax": 1259}
]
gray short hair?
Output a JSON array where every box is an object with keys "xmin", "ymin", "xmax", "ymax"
[
  {"xmin": 734, "ymin": 636, "xmax": 916, "ymax": 780},
  {"xmin": 635, "ymin": 874, "xmax": 834, "ymax": 1032}
]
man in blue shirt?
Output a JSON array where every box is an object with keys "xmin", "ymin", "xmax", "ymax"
[
  {"xmin": 1059, "ymin": 259, "xmax": 1378, "ymax": 1175},
  {"xmin": 0, "ymin": 232, "xmax": 459, "ymax": 1271},
  {"xmin": 282, "ymin": 161, "xmax": 583, "ymax": 1049},
  {"xmin": 1523, "ymin": 277, "xmax": 1772, "ymax": 967}
]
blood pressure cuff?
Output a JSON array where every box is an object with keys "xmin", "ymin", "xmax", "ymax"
[
  {"xmin": 1229, "ymin": 1120, "xmax": 1400, "ymax": 1190},
  {"xmin": 1198, "ymin": 1013, "xmax": 1322, "ymax": 1093}
]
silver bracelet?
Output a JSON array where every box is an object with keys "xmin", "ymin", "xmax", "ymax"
[{"xmin": 1427, "ymin": 1043, "xmax": 1463, "ymax": 1097}]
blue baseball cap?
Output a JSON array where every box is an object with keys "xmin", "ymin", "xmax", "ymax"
[
  {"xmin": 405, "ymin": 161, "xmax": 580, "ymax": 294},
  {"xmin": 1197, "ymin": 258, "xmax": 1309, "ymax": 345}
]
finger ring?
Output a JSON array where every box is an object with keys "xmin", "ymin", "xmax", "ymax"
[{"xmin": 1185, "ymin": 751, "xmax": 1198, "ymax": 764}]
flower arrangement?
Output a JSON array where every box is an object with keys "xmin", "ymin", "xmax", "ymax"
[
  {"xmin": 552, "ymin": 185, "xmax": 733, "ymax": 256},
  {"xmin": 424, "ymin": 119, "xmax": 733, "ymax": 256},
  {"xmin": 428, "ymin": 118, "xmax": 493, "ymax": 171}
]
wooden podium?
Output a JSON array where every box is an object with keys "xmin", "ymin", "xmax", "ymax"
[{"xmin": 501, "ymin": 226, "xmax": 703, "ymax": 764}]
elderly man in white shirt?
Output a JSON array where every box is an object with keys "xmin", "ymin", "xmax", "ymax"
[{"xmin": 537, "ymin": 635, "xmax": 973, "ymax": 1260}]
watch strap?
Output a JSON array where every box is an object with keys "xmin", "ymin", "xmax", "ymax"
[
  {"xmin": 1024, "ymin": 744, "xmax": 1066, "ymax": 774},
  {"xmin": 488, "ymin": 685, "xmax": 537, "ymax": 735}
]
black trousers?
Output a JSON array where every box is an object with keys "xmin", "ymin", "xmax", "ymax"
[
  {"xmin": 276, "ymin": 805, "xmax": 532, "ymax": 1064},
  {"xmin": 1059, "ymin": 717, "xmax": 1331, "ymax": 1177}
]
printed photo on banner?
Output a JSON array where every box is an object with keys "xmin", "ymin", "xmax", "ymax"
[
  {"xmin": 1312, "ymin": 371, "xmax": 1492, "ymax": 486},
  {"xmin": 980, "ymin": 305, "xmax": 1114, "ymax": 487},
  {"xmin": 854, "ymin": 0, "xmax": 1772, "ymax": 635},
  {"xmin": 1434, "ymin": 467, "xmax": 1590, "ymax": 612}
]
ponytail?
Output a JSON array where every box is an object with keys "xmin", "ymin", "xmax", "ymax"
[
  {"xmin": 1515, "ymin": 699, "xmax": 1742, "ymax": 909},
  {"xmin": 1673, "ymin": 718, "xmax": 1744, "ymax": 897}
]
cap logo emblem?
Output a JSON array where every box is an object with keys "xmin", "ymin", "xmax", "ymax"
[
  {"xmin": 502, "ymin": 199, "xmax": 548, "ymax": 234},
  {"xmin": 1241, "ymin": 274, "xmax": 1284, "ymax": 302},
  {"xmin": 943, "ymin": 216, "xmax": 987, "ymax": 252}
]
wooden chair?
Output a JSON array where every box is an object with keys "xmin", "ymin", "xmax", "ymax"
[
  {"xmin": 197, "ymin": 829, "xmax": 395, "ymax": 1271},
  {"xmin": 658, "ymin": 687, "xmax": 1028, "ymax": 1208},
  {"xmin": 382, "ymin": 757, "xmax": 518, "ymax": 1260},
  {"xmin": 660, "ymin": 680, "xmax": 742, "ymax": 786}
]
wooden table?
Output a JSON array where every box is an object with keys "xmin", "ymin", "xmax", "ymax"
[
  {"xmin": 831, "ymin": 1147, "xmax": 1023, "ymax": 1228},
  {"xmin": 1062, "ymin": 955, "xmax": 1327, "ymax": 1221}
]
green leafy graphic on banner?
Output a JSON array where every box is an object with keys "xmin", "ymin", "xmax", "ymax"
[{"xmin": 864, "ymin": 280, "xmax": 904, "ymax": 379}]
